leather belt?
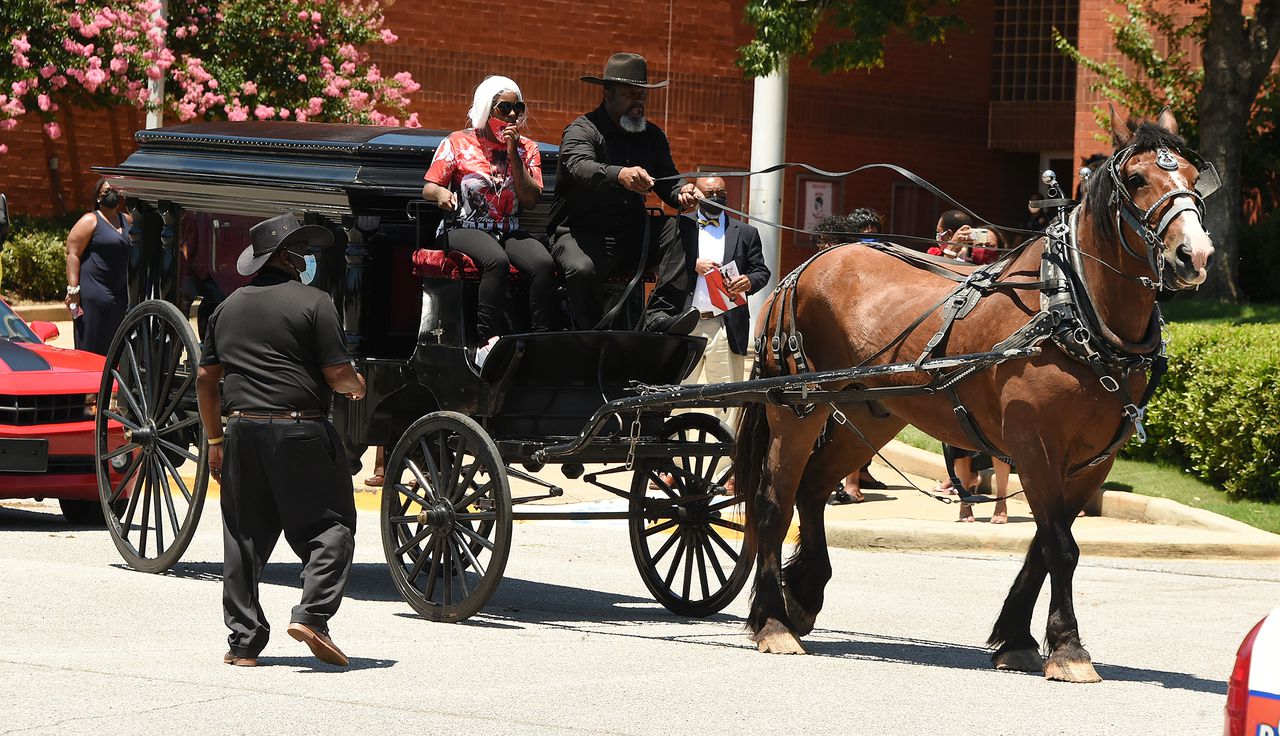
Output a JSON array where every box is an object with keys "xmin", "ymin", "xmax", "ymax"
[{"xmin": 229, "ymin": 409, "xmax": 325, "ymax": 421}]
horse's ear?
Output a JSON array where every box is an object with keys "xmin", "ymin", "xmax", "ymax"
[
  {"xmin": 1157, "ymin": 106, "xmax": 1179, "ymax": 135},
  {"xmin": 1108, "ymin": 104, "xmax": 1132, "ymax": 146}
]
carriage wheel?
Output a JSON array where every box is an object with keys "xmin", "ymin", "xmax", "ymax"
[
  {"xmin": 381, "ymin": 411, "xmax": 511, "ymax": 622},
  {"xmin": 95, "ymin": 299, "xmax": 208, "ymax": 573},
  {"xmin": 628, "ymin": 413, "xmax": 752, "ymax": 617}
]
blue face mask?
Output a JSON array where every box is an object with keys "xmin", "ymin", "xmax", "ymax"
[{"xmin": 288, "ymin": 251, "xmax": 317, "ymax": 284}]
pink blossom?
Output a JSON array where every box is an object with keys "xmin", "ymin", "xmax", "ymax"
[
  {"xmin": 44, "ymin": 122, "xmax": 62, "ymax": 139},
  {"xmin": 323, "ymin": 82, "xmax": 342, "ymax": 97},
  {"xmin": 307, "ymin": 97, "xmax": 323, "ymax": 115},
  {"xmin": 405, "ymin": 113, "xmax": 421, "ymax": 128},
  {"xmin": 39, "ymin": 65, "xmax": 56, "ymax": 79},
  {"xmin": 365, "ymin": 67, "xmax": 381, "ymax": 83},
  {"xmin": 278, "ymin": 108, "xmax": 290, "ymax": 118},
  {"xmin": 294, "ymin": 109, "xmax": 307, "ymax": 123},
  {"xmin": 83, "ymin": 67, "xmax": 108, "ymax": 92},
  {"xmin": 297, "ymin": 74, "xmax": 307, "ymax": 82},
  {"xmin": 310, "ymin": 11, "xmax": 321, "ymax": 23},
  {"xmin": 339, "ymin": 60, "xmax": 356, "ymax": 76},
  {"xmin": 13, "ymin": 52, "xmax": 30, "ymax": 69},
  {"xmin": 177, "ymin": 102, "xmax": 197, "ymax": 120},
  {"xmin": 347, "ymin": 89, "xmax": 369, "ymax": 111},
  {"xmin": 254, "ymin": 104, "xmax": 275, "ymax": 120},
  {"xmin": 241, "ymin": 81, "xmax": 257, "ymax": 95},
  {"xmin": 393, "ymin": 71, "xmax": 420, "ymax": 94},
  {"xmin": 380, "ymin": 28, "xmax": 398, "ymax": 44},
  {"xmin": 11, "ymin": 80, "xmax": 29, "ymax": 97},
  {"xmin": 337, "ymin": 43, "xmax": 358, "ymax": 61},
  {"xmin": 51, "ymin": 75, "xmax": 67, "ymax": 90},
  {"xmin": 146, "ymin": 65, "xmax": 162, "ymax": 80},
  {"xmin": 226, "ymin": 102, "xmax": 248, "ymax": 121},
  {"xmin": 0, "ymin": 144, "xmax": 7, "ymax": 154},
  {"xmin": 208, "ymin": 79, "xmax": 218, "ymax": 89},
  {"xmin": 11, "ymin": 35, "xmax": 30, "ymax": 54},
  {"xmin": 82, "ymin": 44, "xmax": 96, "ymax": 58},
  {"xmin": 2, "ymin": 99, "xmax": 24, "ymax": 116},
  {"xmin": 38, "ymin": 94, "xmax": 51, "ymax": 112},
  {"xmin": 0, "ymin": 117, "xmax": 17, "ymax": 130},
  {"xmin": 174, "ymin": 26, "xmax": 187, "ymax": 38},
  {"xmin": 146, "ymin": 27, "xmax": 164, "ymax": 46},
  {"xmin": 297, "ymin": 10, "xmax": 309, "ymax": 20},
  {"xmin": 110, "ymin": 57, "xmax": 128, "ymax": 74}
]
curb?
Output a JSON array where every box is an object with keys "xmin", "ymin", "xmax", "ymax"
[
  {"xmin": 876, "ymin": 440, "xmax": 1261, "ymax": 534},
  {"xmin": 11, "ymin": 302, "xmax": 70, "ymax": 323}
]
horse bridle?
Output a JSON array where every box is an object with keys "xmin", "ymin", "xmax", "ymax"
[{"xmin": 1106, "ymin": 144, "xmax": 1217, "ymax": 290}]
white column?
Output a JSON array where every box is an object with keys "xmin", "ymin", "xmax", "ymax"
[
  {"xmin": 747, "ymin": 63, "xmax": 788, "ymax": 336},
  {"xmin": 145, "ymin": 0, "xmax": 167, "ymax": 129}
]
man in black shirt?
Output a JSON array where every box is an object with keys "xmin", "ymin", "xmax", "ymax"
[
  {"xmin": 548, "ymin": 52, "xmax": 701, "ymax": 333},
  {"xmin": 197, "ymin": 213, "xmax": 366, "ymax": 668}
]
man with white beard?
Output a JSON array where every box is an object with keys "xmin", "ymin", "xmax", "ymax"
[{"xmin": 548, "ymin": 52, "xmax": 701, "ymax": 333}]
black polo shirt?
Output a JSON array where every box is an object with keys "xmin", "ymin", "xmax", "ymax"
[
  {"xmin": 547, "ymin": 104, "xmax": 685, "ymax": 233},
  {"xmin": 200, "ymin": 268, "xmax": 350, "ymax": 413}
]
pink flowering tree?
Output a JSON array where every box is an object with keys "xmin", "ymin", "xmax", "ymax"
[{"xmin": 0, "ymin": 0, "xmax": 420, "ymax": 154}]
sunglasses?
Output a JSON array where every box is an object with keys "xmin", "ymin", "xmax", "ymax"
[{"xmin": 493, "ymin": 100, "xmax": 527, "ymax": 117}]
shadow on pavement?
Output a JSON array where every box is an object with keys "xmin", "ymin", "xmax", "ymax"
[
  {"xmin": 259, "ymin": 655, "xmax": 398, "ymax": 672},
  {"xmin": 0, "ymin": 504, "xmax": 109, "ymax": 532},
  {"xmin": 805, "ymin": 632, "xmax": 1226, "ymax": 694}
]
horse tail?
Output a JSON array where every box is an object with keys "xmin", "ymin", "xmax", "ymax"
[{"xmin": 733, "ymin": 400, "xmax": 770, "ymax": 554}]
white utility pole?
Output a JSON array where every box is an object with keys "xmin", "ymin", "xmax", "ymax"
[
  {"xmin": 145, "ymin": 0, "xmax": 167, "ymax": 129},
  {"xmin": 747, "ymin": 62, "xmax": 788, "ymax": 336}
]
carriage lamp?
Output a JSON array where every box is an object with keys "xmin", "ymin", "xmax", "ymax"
[
  {"xmin": 84, "ymin": 393, "xmax": 97, "ymax": 417},
  {"xmin": 110, "ymin": 451, "xmax": 131, "ymax": 472}
]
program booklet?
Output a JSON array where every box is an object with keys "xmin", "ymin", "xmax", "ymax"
[{"xmin": 694, "ymin": 261, "xmax": 748, "ymax": 316}]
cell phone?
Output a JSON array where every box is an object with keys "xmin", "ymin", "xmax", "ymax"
[{"xmin": 968, "ymin": 228, "xmax": 992, "ymax": 244}]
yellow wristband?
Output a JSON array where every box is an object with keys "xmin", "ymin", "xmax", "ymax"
[{"xmin": 207, "ymin": 435, "xmax": 224, "ymax": 445}]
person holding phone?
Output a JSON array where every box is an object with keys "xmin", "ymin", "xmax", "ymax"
[{"xmin": 422, "ymin": 75, "xmax": 557, "ymax": 367}]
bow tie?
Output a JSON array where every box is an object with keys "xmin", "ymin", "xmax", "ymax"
[{"xmin": 698, "ymin": 217, "xmax": 719, "ymax": 229}]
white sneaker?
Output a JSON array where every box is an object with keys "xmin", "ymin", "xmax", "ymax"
[{"xmin": 474, "ymin": 336, "xmax": 500, "ymax": 368}]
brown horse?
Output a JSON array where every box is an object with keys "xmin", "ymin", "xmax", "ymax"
[{"xmin": 732, "ymin": 110, "xmax": 1215, "ymax": 682}]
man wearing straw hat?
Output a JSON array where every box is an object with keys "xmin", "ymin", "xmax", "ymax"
[{"xmin": 548, "ymin": 52, "xmax": 701, "ymax": 334}]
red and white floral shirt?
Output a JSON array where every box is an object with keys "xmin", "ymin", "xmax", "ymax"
[{"xmin": 424, "ymin": 129, "xmax": 543, "ymax": 234}]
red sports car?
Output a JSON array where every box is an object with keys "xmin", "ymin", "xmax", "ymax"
[{"xmin": 0, "ymin": 298, "xmax": 129, "ymax": 524}]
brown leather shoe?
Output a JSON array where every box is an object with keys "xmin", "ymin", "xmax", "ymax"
[
  {"xmin": 287, "ymin": 622, "xmax": 349, "ymax": 666},
  {"xmin": 223, "ymin": 650, "xmax": 258, "ymax": 667}
]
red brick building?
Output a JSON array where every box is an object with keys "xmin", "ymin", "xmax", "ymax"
[{"xmin": 1, "ymin": 0, "xmax": 1140, "ymax": 271}]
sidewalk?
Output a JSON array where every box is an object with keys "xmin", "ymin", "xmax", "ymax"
[{"xmin": 29, "ymin": 303, "xmax": 1275, "ymax": 561}]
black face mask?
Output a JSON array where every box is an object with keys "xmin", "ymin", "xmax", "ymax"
[
  {"xmin": 98, "ymin": 191, "xmax": 121, "ymax": 209},
  {"xmin": 699, "ymin": 195, "xmax": 727, "ymax": 218}
]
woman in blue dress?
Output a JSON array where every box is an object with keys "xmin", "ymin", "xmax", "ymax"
[{"xmin": 64, "ymin": 179, "xmax": 131, "ymax": 355}]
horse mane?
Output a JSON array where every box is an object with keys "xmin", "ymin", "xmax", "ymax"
[{"xmin": 1083, "ymin": 121, "xmax": 1187, "ymax": 246}]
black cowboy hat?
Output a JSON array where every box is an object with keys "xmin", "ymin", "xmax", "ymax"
[
  {"xmin": 580, "ymin": 52, "xmax": 669, "ymax": 89},
  {"xmin": 236, "ymin": 213, "xmax": 333, "ymax": 275}
]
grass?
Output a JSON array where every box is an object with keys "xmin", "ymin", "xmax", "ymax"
[
  {"xmin": 892, "ymin": 426, "xmax": 1280, "ymax": 535},
  {"xmin": 1159, "ymin": 297, "xmax": 1280, "ymax": 325}
]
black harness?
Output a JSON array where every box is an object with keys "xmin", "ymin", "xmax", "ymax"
[{"xmin": 755, "ymin": 143, "xmax": 1211, "ymax": 473}]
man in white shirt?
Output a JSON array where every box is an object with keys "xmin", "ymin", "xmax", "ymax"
[{"xmin": 678, "ymin": 176, "xmax": 770, "ymax": 421}]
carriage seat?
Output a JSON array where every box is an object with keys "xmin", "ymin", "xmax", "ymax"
[{"xmin": 410, "ymin": 247, "xmax": 657, "ymax": 284}]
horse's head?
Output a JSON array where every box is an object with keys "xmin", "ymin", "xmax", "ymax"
[{"xmin": 1087, "ymin": 107, "xmax": 1217, "ymax": 290}]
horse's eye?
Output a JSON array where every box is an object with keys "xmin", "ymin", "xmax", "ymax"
[{"xmin": 1126, "ymin": 174, "xmax": 1146, "ymax": 188}]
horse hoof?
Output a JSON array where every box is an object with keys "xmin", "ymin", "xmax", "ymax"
[
  {"xmin": 992, "ymin": 648, "xmax": 1043, "ymax": 673},
  {"xmin": 1044, "ymin": 657, "xmax": 1102, "ymax": 683},
  {"xmin": 782, "ymin": 588, "xmax": 816, "ymax": 637},
  {"xmin": 752, "ymin": 619, "xmax": 806, "ymax": 654}
]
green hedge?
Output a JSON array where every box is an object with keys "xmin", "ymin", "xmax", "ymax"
[
  {"xmin": 1123, "ymin": 321, "xmax": 1280, "ymax": 501},
  {"xmin": 1, "ymin": 215, "xmax": 76, "ymax": 302}
]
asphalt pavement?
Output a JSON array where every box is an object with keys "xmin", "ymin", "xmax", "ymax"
[{"xmin": 0, "ymin": 499, "xmax": 1275, "ymax": 735}]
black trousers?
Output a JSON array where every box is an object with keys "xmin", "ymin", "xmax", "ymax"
[
  {"xmin": 550, "ymin": 215, "xmax": 690, "ymax": 330},
  {"xmin": 442, "ymin": 228, "xmax": 558, "ymax": 341},
  {"xmin": 221, "ymin": 417, "xmax": 356, "ymax": 658}
]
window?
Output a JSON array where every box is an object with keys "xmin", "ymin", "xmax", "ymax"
[{"xmin": 992, "ymin": 0, "xmax": 1079, "ymax": 103}]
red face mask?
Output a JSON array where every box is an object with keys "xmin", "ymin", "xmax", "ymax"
[{"xmin": 487, "ymin": 116, "xmax": 508, "ymax": 140}]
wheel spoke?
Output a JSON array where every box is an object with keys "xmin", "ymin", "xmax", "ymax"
[
  {"xmin": 156, "ymin": 413, "xmax": 201, "ymax": 436},
  {"xmin": 454, "ymin": 522, "xmax": 495, "ymax": 551},
  {"xmin": 452, "ymin": 529, "xmax": 487, "ymax": 577},
  {"xmin": 707, "ymin": 496, "xmax": 741, "ymax": 512},
  {"xmin": 444, "ymin": 442, "xmax": 468, "ymax": 504},
  {"xmin": 708, "ymin": 517, "xmax": 745, "ymax": 533},
  {"xmin": 156, "ymin": 449, "xmax": 193, "ymax": 503},
  {"xmin": 395, "ymin": 527, "xmax": 430, "ymax": 557},
  {"xmin": 404, "ymin": 458, "xmax": 437, "ymax": 502},
  {"xmin": 140, "ymin": 314, "xmax": 159, "ymax": 414},
  {"xmin": 154, "ymin": 372, "xmax": 196, "ymax": 430},
  {"xmin": 700, "ymin": 533, "xmax": 728, "ymax": 586},
  {"xmin": 646, "ymin": 468, "xmax": 678, "ymax": 499},
  {"xmin": 663, "ymin": 533, "xmax": 688, "ymax": 589},
  {"xmin": 102, "ymin": 441, "xmax": 141, "ymax": 462},
  {"xmin": 643, "ymin": 517, "xmax": 679, "ymax": 537},
  {"xmin": 110, "ymin": 451, "xmax": 145, "ymax": 504},
  {"xmin": 423, "ymin": 536, "xmax": 443, "ymax": 600},
  {"xmin": 394, "ymin": 481, "xmax": 431, "ymax": 508},
  {"xmin": 387, "ymin": 515, "xmax": 418, "ymax": 525},
  {"xmin": 404, "ymin": 534, "xmax": 433, "ymax": 584},
  {"xmin": 150, "ymin": 457, "xmax": 167, "ymax": 556},
  {"xmin": 681, "ymin": 529, "xmax": 695, "ymax": 601},
  {"xmin": 418, "ymin": 437, "xmax": 445, "ymax": 495},
  {"xmin": 692, "ymin": 530, "xmax": 710, "ymax": 599},
  {"xmin": 450, "ymin": 456, "xmax": 483, "ymax": 507},
  {"xmin": 649, "ymin": 527, "xmax": 682, "ymax": 565},
  {"xmin": 102, "ymin": 409, "xmax": 142, "ymax": 433},
  {"xmin": 110, "ymin": 370, "xmax": 147, "ymax": 421},
  {"xmin": 151, "ymin": 332, "xmax": 182, "ymax": 423},
  {"xmin": 154, "ymin": 437, "xmax": 199, "ymax": 464},
  {"xmin": 453, "ymin": 511, "xmax": 496, "ymax": 521},
  {"xmin": 137, "ymin": 464, "xmax": 153, "ymax": 557},
  {"xmin": 454, "ymin": 478, "xmax": 494, "ymax": 512},
  {"xmin": 706, "ymin": 525, "xmax": 740, "ymax": 560},
  {"xmin": 448, "ymin": 537, "xmax": 472, "ymax": 599},
  {"xmin": 122, "ymin": 337, "xmax": 151, "ymax": 418},
  {"xmin": 119, "ymin": 460, "xmax": 145, "ymax": 535}
]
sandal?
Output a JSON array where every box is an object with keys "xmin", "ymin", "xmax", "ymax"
[
  {"xmin": 958, "ymin": 502, "xmax": 976, "ymax": 522},
  {"xmin": 363, "ymin": 473, "xmax": 385, "ymax": 488},
  {"xmin": 828, "ymin": 488, "xmax": 854, "ymax": 506}
]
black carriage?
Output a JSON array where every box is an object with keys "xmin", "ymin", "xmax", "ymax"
[{"xmin": 92, "ymin": 121, "xmax": 751, "ymax": 621}]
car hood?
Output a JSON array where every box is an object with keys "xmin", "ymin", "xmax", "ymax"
[{"xmin": 0, "ymin": 339, "xmax": 105, "ymax": 394}]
